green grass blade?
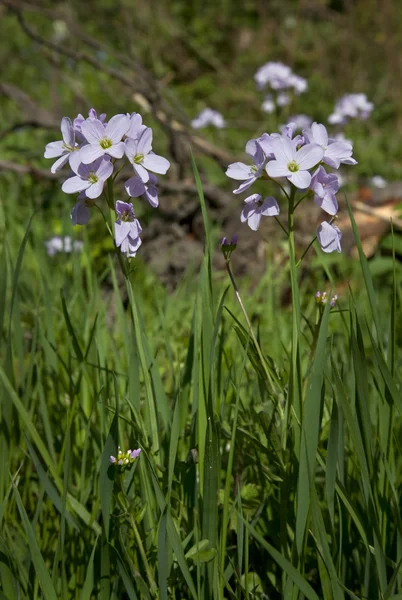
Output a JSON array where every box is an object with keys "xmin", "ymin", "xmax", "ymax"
[{"xmin": 12, "ymin": 480, "xmax": 58, "ymax": 600}]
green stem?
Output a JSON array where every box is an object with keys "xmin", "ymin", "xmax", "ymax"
[
  {"xmin": 296, "ymin": 236, "xmax": 317, "ymax": 268},
  {"xmin": 286, "ymin": 186, "xmax": 302, "ymax": 450}
]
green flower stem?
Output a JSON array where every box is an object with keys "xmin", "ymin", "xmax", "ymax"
[
  {"xmin": 286, "ymin": 186, "xmax": 302, "ymax": 448},
  {"xmin": 117, "ymin": 489, "xmax": 158, "ymax": 597},
  {"xmin": 296, "ymin": 236, "xmax": 317, "ymax": 268}
]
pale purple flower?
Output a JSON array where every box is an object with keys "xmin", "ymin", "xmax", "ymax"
[
  {"xmin": 45, "ymin": 236, "xmax": 83, "ymax": 256},
  {"xmin": 125, "ymin": 173, "xmax": 159, "ymax": 207},
  {"xmin": 328, "ymin": 93, "xmax": 374, "ymax": 125},
  {"xmin": 130, "ymin": 449, "xmax": 141, "ymax": 460},
  {"xmin": 277, "ymin": 92, "xmax": 290, "ymax": 107},
  {"xmin": 191, "ymin": 108, "xmax": 226, "ymax": 129},
  {"xmin": 254, "ymin": 62, "xmax": 292, "ymax": 90},
  {"xmin": 303, "ymin": 122, "xmax": 357, "ymax": 169},
  {"xmin": 126, "ymin": 112, "xmax": 147, "ymax": 139},
  {"xmin": 310, "ymin": 166, "xmax": 339, "ymax": 215},
  {"xmin": 74, "ymin": 109, "xmax": 107, "ymax": 133},
  {"xmin": 261, "ymin": 95, "xmax": 275, "ymax": 114},
  {"xmin": 288, "ymin": 74, "xmax": 308, "ymax": 94},
  {"xmin": 109, "ymin": 456, "xmax": 116, "ymax": 464},
  {"xmin": 241, "ymin": 194, "xmax": 279, "ymax": 231},
  {"xmin": 79, "ymin": 114, "xmax": 130, "ymax": 163},
  {"xmin": 288, "ymin": 115, "xmax": 312, "ymax": 130},
  {"xmin": 114, "ymin": 200, "xmax": 142, "ymax": 257},
  {"xmin": 266, "ymin": 136, "xmax": 324, "ymax": 189},
  {"xmin": 226, "ymin": 139, "xmax": 266, "ymax": 194},
  {"xmin": 44, "ymin": 117, "xmax": 79, "ymax": 173},
  {"xmin": 62, "ymin": 156, "xmax": 113, "ymax": 199},
  {"xmin": 125, "ymin": 127, "xmax": 170, "ymax": 183},
  {"xmin": 371, "ymin": 175, "xmax": 387, "ymax": 189},
  {"xmin": 317, "ymin": 222, "xmax": 342, "ymax": 253}
]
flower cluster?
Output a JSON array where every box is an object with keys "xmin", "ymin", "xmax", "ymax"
[
  {"xmin": 45, "ymin": 236, "xmax": 84, "ymax": 256},
  {"xmin": 315, "ymin": 291, "xmax": 338, "ymax": 308},
  {"xmin": 226, "ymin": 121, "xmax": 358, "ymax": 253},
  {"xmin": 255, "ymin": 62, "xmax": 307, "ymax": 114},
  {"xmin": 110, "ymin": 446, "xmax": 141, "ymax": 469},
  {"xmin": 44, "ymin": 109, "xmax": 171, "ymax": 257},
  {"xmin": 191, "ymin": 108, "xmax": 226, "ymax": 129},
  {"xmin": 328, "ymin": 93, "xmax": 374, "ymax": 125}
]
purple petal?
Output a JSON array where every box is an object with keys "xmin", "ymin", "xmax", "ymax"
[
  {"xmin": 95, "ymin": 157, "xmax": 113, "ymax": 180},
  {"xmin": 125, "ymin": 176, "xmax": 145, "ymax": 197},
  {"xmin": 133, "ymin": 163, "xmax": 149, "ymax": 183},
  {"xmin": 129, "ymin": 219, "xmax": 142, "ymax": 238},
  {"xmin": 137, "ymin": 128, "xmax": 153, "ymax": 155},
  {"xmin": 317, "ymin": 222, "xmax": 342, "ymax": 253},
  {"xmin": 226, "ymin": 162, "xmax": 253, "ymax": 181},
  {"xmin": 51, "ymin": 154, "xmax": 70, "ymax": 173},
  {"xmin": 69, "ymin": 150, "xmax": 83, "ymax": 173},
  {"xmin": 244, "ymin": 193, "xmax": 262, "ymax": 205},
  {"xmin": 142, "ymin": 153, "xmax": 170, "ymax": 175},
  {"xmin": 261, "ymin": 197, "xmax": 280, "ymax": 216},
  {"xmin": 62, "ymin": 176, "xmax": 91, "ymax": 194},
  {"xmin": 233, "ymin": 177, "xmax": 256, "ymax": 194},
  {"xmin": 107, "ymin": 142, "xmax": 125, "ymax": 159},
  {"xmin": 126, "ymin": 113, "xmax": 143, "ymax": 138},
  {"xmin": 44, "ymin": 141, "xmax": 65, "ymax": 159},
  {"xmin": 124, "ymin": 138, "xmax": 138, "ymax": 163},
  {"xmin": 288, "ymin": 170, "xmax": 311, "ymax": 189},
  {"xmin": 86, "ymin": 180, "xmax": 104, "ymax": 199},
  {"xmin": 314, "ymin": 188, "xmax": 338, "ymax": 216},
  {"xmin": 145, "ymin": 184, "xmax": 159, "ymax": 207},
  {"xmin": 310, "ymin": 122, "xmax": 328, "ymax": 146},
  {"xmin": 61, "ymin": 117, "xmax": 74, "ymax": 146},
  {"xmin": 71, "ymin": 201, "xmax": 90, "ymax": 225},
  {"xmin": 105, "ymin": 114, "xmax": 130, "ymax": 143},
  {"xmin": 80, "ymin": 144, "xmax": 105, "ymax": 164},
  {"xmin": 295, "ymin": 144, "xmax": 324, "ymax": 170},
  {"xmin": 121, "ymin": 234, "xmax": 142, "ymax": 257},
  {"xmin": 115, "ymin": 200, "xmax": 134, "ymax": 217},
  {"xmin": 114, "ymin": 221, "xmax": 131, "ymax": 247},
  {"xmin": 271, "ymin": 137, "xmax": 295, "ymax": 163},
  {"xmin": 324, "ymin": 142, "xmax": 353, "ymax": 169},
  {"xmin": 247, "ymin": 211, "xmax": 262, "ymax": 231},
  {"xmin": 81, "ymin": 119, "xmax": 105, "ymax": 144},
  {"xmin": 266, "ymin": 160, "xmax": 290, "ymax": 178}
]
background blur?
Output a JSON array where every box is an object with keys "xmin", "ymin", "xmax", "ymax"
[{"xmin": 1, "ymin": 0, "xmax": 402, "ymax": 284}]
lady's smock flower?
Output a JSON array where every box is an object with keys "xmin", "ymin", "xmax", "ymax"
[
  {"xmin": 266, "ymin": 136, "xmax": 324, "ymax": 189},
  {"xmin": 240, "ymin": 194, "xmax": 279, "ymax": 231},
  {"xmin": 62, "ymin": 156, "xmax": 113, "ymax": 199},
  {"xmin": 44, "ymin": 117, "xmax": 79, "ymax": 173},
  {"xmin": 79, "ymin": 114, "xmax": 130, "ymax": 163},
  {"xmin": 114, "ymin": 201, "xmax": 142, "ymax": 257},
  {"xmin": 317, "ymin": 221, "xmax": 342, "ymax": 253},
  {"xmin": 125, "ymin": 128, "xmax": 170, "ymax": 183}
]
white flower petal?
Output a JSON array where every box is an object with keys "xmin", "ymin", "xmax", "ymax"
[
  {"xmin": 266, "ymin": 160, "xmax": 289, "ymax": 178},
  {"xmin": 44, "ymin": 141, "xmax": 65, "ymax": 159},
  {"xmin": 62, "ymin": 176, "xmax": 91, "ymax": 195},
  {"xmin": 296, "ymin": 144, "xmax": 324, "ymax": 170},
  {"xmin": 81, "ymin": 119, "xmax": 105, "ymax": 144},
  {"xmin": 80, "ymin": 144, "xmax": 105, "ymax": 164},
  {"xmin": 288, "ymin": 170, "xmax": 311, "ymax": 189},
  {"xmin": 61, "ymin": 117, "xmax": 74, "ymax": 146},
  {"xmin": 50, "ymin": 154, "xmax": 70, "ymax": 173},
  {"xmin": 137, "ymin": 127, "xmax": 153, "ymax": 155},
  {"xmin": 226, "ymin": 162, "xmax": 252, "ymax": 181},
  {"xmin": 142, "ymin": 153, "xmax": 170, "ymax": 175}
]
